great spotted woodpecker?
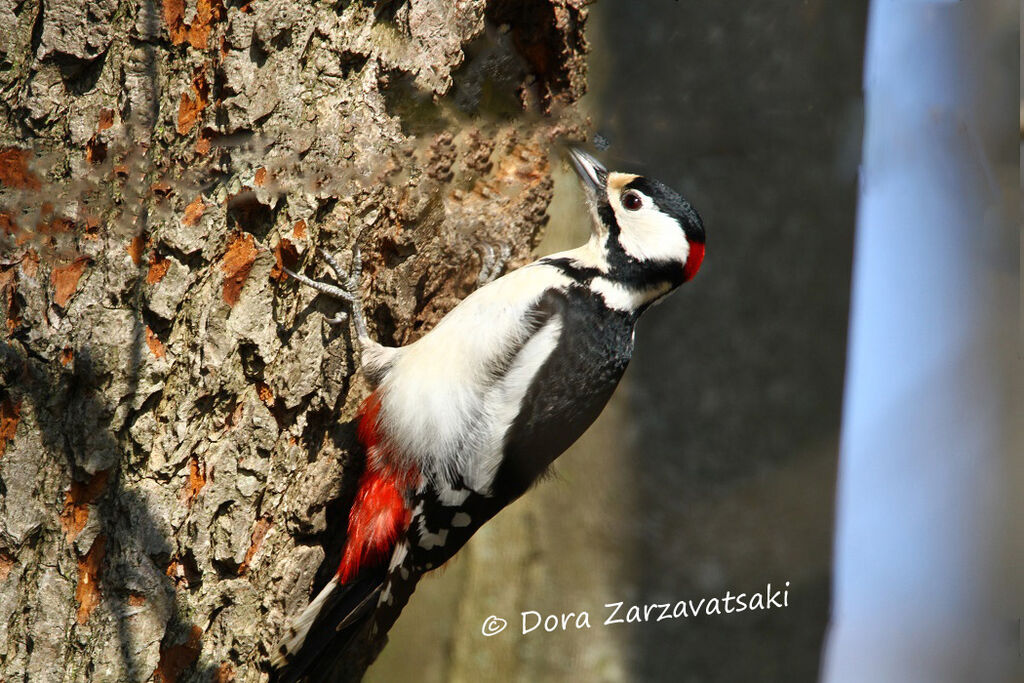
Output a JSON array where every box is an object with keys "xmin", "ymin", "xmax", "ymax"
[{"xmin": 270, "ymin": 148, "xmax": 705, "ymax": 678}]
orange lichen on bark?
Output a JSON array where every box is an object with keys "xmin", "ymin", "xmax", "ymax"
[
  {"xmin": 151, "ymin": 181, "xmax": 173, "ymax": 197},
  {"xmin": 81, "ymin": 211, "xmax": 101, "ymax": 240},
  {"xmin": 60, "ymin": 347, "xmax": 74, "ymax": 366},
  {"xmin": 183, "ymin": 195, "xmax": 206, "ymax": 226},
  {"xmin": 184, "ymin": 456, "xmax": 207, "ymax": 504},
  {"xmin": 165, "ymin": 0, "xmax": 224, "ymax": 49},
  {"xmin": 1, "ymin": 212, "xmax": 17, "ymax": 237},
  {"xmin": 196, "ymin": 128, "xmax": 215, "ymax": 155},
  {"xmin": 60, "ymin": 470, "xmax": 111, "ymax": 541},
  {"xmin": 75, "ymin": 535, "xmax": 107, "ymax": 624},
  {"xmin": 1, "ymin": 267, "xmax": 20, "ymax": 333},
  {"xmin": 146, "ymin": 326, "xmax": 166, "ymax": 359},
  {"xmin": 37, "ymin": 215, "xmax": 75, "ymax": 237},
  {"xmin": 253, "ymin": 167, "xmax": 267, "ymax": 187},
  {"xmin": 147, "ymin": 253, "xmax": 171, "ymax": 284},
  {"xmin": 128, "ymin": 594, "xmax": 146, "ymax": 607},
  {"xmin": 51, "ymin": 257, "xmax": 90, "ymax": 307},
  {"xmin": 292, "ymin": 219, "xmax": 307, "ymax": 238},
  {"xmin": 163, "ymin": 0, "xmax": 186, "ymax": 44},
  {"xmin": 97, "ymin": 108, "xmax": 115, "ymax": 132},
  {"xmin": 270, "ymin": 238, "xmax": 297, "ymax": 282},
  {"xmin": 127, "ymin": 233, "xmax": 147, "ymax": 265},
  {"xmin": 238, "ymin": 517, "xmax": 272, "ymax": 575},
  {"xmin": 165, "ymin": 554, "xmax": 198, "ymax": 588},
  {"xmin": 213, "ymin": 662, "xmax": 235, "ymax": 683},
  {"xmin": 0, "ymin": 397, "xmax": 21, "ymax": 458},
  {"xmin": 153, "ymin": 624, "xmax": 203, "ymax": 683},
  {"xmin": 188, "ymin": 0, "xmax": 225, "ymax": 49},
  {"xmin": 220, "ymin": 232, "xmax": 256, "ymax": 306},
  {"xmin": 177, "ymin": 70, "xmax": 210, "ymax": 136},
  {"xmin": 0, "ymin": 551, "xmax": 14, "ymax": 582},
  {"xmin": 0, "ymin": 148, "xmax": 40, "ymax": 190},
  {"xmin": 21, "ymin": 249, "xmax": 39, "ymax": 278},
  {"xmin": 86, "ymin": 136, "xmax": 107, "ymax": 165},
  {"xmin": 255, "ymin": 382, "xmax": 274, "ymax": 407}
]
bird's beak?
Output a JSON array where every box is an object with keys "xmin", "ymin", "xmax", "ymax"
[{"xmin": 568, "ymin": 147, "xmax": 607, "ymax": 196}]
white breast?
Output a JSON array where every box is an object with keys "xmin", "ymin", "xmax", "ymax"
[{"xmin": 374, "ymin": 263, "xmax": 572, "ymax": 493}]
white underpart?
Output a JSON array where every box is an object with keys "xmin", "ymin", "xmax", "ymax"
[
  {"xmin": 374, "ymin": 264, "xmax": 572, "ymax": 492},
  {"xmin": 589, "ymin": 277, "xmax": 672, "ymax": 311},
  {"xmin": 608, "ymin": 185, "xmax": 690, "ymax": 264},
  {"xmin": 361, "ymin": 343, "xmax": 398, "ymax": 381}
]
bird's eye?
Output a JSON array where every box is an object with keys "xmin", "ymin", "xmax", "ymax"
[{"xmin": 622, "ymin": 191, "xmax": 643, "ymax": 211}]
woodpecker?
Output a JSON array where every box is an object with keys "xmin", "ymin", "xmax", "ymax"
[{"xmin": 270, "ymin": 148, "xmax": 705, "ymax": 679}]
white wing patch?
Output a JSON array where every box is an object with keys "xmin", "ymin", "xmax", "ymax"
[
  {"xmin": 465, "ymin": 313, "xmax": 563, "ymax": 492},
  {"xmin": 436, "ymin": 486, "xmax": 470, "ymax": 507},
  {"xmin": 417, "ymin": 525, "xmax": 449, "ymax": 550},
  {"xmin": 373, "ymin": 264, "xmax": 571, "ymax": 492}
]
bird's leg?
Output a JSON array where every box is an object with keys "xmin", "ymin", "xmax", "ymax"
[{"xmin": 283, "ymin": 246, "xmax": 372, "ymax": 352}]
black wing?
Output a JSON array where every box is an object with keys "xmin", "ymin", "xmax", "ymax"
[{"xmin": 491, "ymin": 286, "xmax": 637, "ymax": 501}]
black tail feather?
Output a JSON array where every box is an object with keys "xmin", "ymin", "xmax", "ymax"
[{"xmin": 270, "ymin": 568, "xmax": 385, "ymax": 683}]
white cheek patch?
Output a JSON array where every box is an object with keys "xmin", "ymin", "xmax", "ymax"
[
  {"xmin": 610, "ymin": 189, "xmax": 690, "ymax": 264},
  {"xmin": 590, "ymin": 277, "xmax": 672, "ymax": 311}
]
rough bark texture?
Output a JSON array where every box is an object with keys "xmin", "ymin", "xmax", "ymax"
[{"xmin": 0, "ymin": 1, "xmax": 588, "ymax": 681}]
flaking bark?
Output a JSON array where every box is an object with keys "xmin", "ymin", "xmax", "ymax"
[{"xmin": 0, "ymin": 1, "xmax": 589, "ymax": 681}]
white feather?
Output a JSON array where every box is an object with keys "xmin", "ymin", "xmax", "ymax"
[
  {"xmin": 270, "ymin": 576, "xmax": 341, "ymax": 668},
  {"xmin": 609, "ymin": 185, "xmax": 690, "ymax": 264},
  {"xmin": 589, "ymin": 277, "xmax": 671, "ymax": 311},
  {"xmin": 374, "ymin": 263, "xmax": 572, "ymax": 491},
  {"xmin": 548, "ymin": 236, "xmax": 611, "ymax": 272},
  {"xmin": 465, "ymin": 313, "xmax": 563, "ymax": 492}
]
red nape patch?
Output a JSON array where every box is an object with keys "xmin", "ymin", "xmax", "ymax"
[
  {"xmin": 337, "ymin": 392, "xmax": 418, "ymax": 583},
  {"xmin": 683, "ymin": 242, "xmax": 705, "ymax": 282}
]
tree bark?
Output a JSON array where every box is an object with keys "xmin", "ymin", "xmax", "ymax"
[{"xmin": 0, "ymin": 1, "xmax": 588, "ymax": 681}]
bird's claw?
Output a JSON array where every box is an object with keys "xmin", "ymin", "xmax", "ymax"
[
  {"xmin": 286, "ymin": 245, "xmax": 371, "ymax": 347},
  {"xmin": 327, "ymin": 312, "xmax": 349, "ymax": 326}
]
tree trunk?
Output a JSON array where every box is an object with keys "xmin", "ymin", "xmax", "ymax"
[{"xmin": 0, "ymin": 1, "xmax": 588, "ymax": 680}]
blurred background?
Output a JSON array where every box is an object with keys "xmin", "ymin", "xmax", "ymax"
[
  {"xmin": 823, "ymin": 2, "xmax": 1020, "ymax": 682},
  {"xmin": 369, "ymin": 1, "xmax": 869, "ymax": 680}
]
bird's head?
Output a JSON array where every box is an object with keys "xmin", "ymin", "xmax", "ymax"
[{"xmin": 569, "ymin": 147, "xmax": 705, "ymax": 286}]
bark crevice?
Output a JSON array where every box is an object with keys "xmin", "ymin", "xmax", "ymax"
[{"xmin": 0, "ymin": 0, "xmax": 588, "ymax": 680}]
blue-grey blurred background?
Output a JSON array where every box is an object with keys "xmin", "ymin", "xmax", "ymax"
[
  {"xmin": 368, "ymin": 1, "xmax": 1021, "ymax": 681},
  {"xmin": 824, "ymin": 2, "xmax": 1020, "ymax": 682}
]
